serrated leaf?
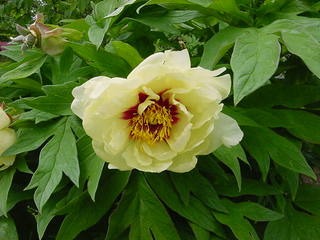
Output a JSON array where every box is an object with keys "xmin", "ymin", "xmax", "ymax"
[
  {"xmin": 231, "ymin": 30, "xmax": 280, "ymax": 104},
  {"xmin": 214, "ymin": 199, "xmax": 282, "ymax": 240},
  {"xmin": 3, "ymin": 118, "xmax": 65, "ymax": 156},
  {"xmin": 26, "ymin": 118, "xmax": 80, "ymax": 211},
  {"xmin": 24, "ymin": 82, "xmax": 78, "ymax": 116},
  {"xmin": 243, "ymin": 126, "xmax": 315, "ymax": 179},
  {"xmin": 146, "ymin": 173, "xmax": 226, "ymax": 238},
  {"xmin": 264, "ymin": 203, "xmax": 320, "ymax": 240},
  {"xmin": 55, "ymin": 171, "xmax": 130, "ymax": 240},
  {"xmin": 106, "ymin": 173, "xmax": 181, "ymax": 240},
  {"xmin": 0, "ymin": 55, "xmax": 47, "ymax": 83}
]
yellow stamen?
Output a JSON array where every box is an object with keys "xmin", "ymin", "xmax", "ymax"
[{"xmin": 129, "ymin": 102, "xmax": 173, "ymax": 144}]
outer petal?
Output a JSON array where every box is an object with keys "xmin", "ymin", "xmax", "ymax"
[
  {"xmin": 71, "ymin": 76, "xmax": 112, "ymax": 119},
  {"xmin": 0, "ymin": 156, "xmax": 15, "ymax": 171},
  {"xmin": 122, "ymin": 143, "xmax": 172, "ymax": 172},
  {"xmin": 167, "ymin": 153, "xmax": 198, "ymax": 173},
  {"xmin": 0, "ymin": 128, "xmax": 16, "ymax": 155},
  {"xmin": 128, "ymin": 49, "xmax": 190, "ymax": 81},
  {"xmin": 199, "ymin": 113, "xmax": 244, "ymax": 155},
  {"xmin": 142, "ymin": 141, "xmax": 177, "ymax": 161},
  {"xmin": 0, "ymin": 108, "xmax": 10, "ymax": 130},
  {"xmin": 92, "ymin": 141, "xmax": 132, "ymax": 171}
]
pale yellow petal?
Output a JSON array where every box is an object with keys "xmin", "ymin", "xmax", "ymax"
[
  {"xmin": 92, "ymin": 141, "xmax": 132, "ymax": 171},
  {"xmin": 0, "ymin": 108, "xmax": 10, "ymax": 130},
  {"xmin": 0, "ymin": 128, "xmax": 16, "ymax": 155},
  {"xmin": 71, "ymin": 76, "xmax": 112, "ymax": 119},
  {"xmin": 142, "ymin": 141, "xmax": 177, "ymax": 161},
  {"xmin": 198, "ymin": 113, "xmax": 244, "ymax": 155},
  {"xmin": 168, "ymin": 153, "xmax": 197, "ymax": 173}
]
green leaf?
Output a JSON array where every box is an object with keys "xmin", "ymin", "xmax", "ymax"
[
  {"xmin": 69, "ymin": 42, "xmax": 131, "ymax": 77},
  {"xmin": 77, "ymin": 136, "xmax": 105, "ymax": 200},
  {"xmin": 231, "ymin": 30, "xmax": 281, "ymax": 104},
  {"xmin": 132, "ymin": 10, "xmax": 203, "ymax": 34},
  {"xmin": 26, "ymin": 118, "xmax": 80, "ymax": 211},
  {"xmin": 0, "ymin": 168, "xmax": 15, "ymax": 216},
  {"xmin": 282, "ymin": 29, "xmax": 320, "ymax": 79},
  {"xmin": 240, "ymin": 83, "xmax": 320, "ymax": 108},
  {"xmin": 200, "ymin": 27, "xmax": 248, "ymax": 69},
  {"xmin": 213, "ymin": 145, "xmax": 248, "ymax": 191},
  {"xmin": 0, "ymin": 216, "xmax": 18, "ymax": 240},
  {"xmin": 24, "ymin": 82, "xmax": 78, "ymax": 116},
  {"xmin": 106, "ymin": 173, "xmax": 181, "ymax": 240},
  {"xmin": 19, "ymin": 109, "xmax": 58, "ymax": 124},
  {"xmin": 295, "ymin": 184, "xmax": 320, "ymax": 215},
  {"xmin": 264, "ymin": 203, "xmax": 320, "ymax": 240},
  {"xmin": 213, "ymin": 176, "xmax": 282, "ymax": 197},
  {"xmin": 3, "ymin": 119, "xmax": 65, "ymax": 156},
  {"xmin": 0, "ymin": 55, "xmax": 47, "ymax": 83},
  {"xmin": 109, "ymin": 41, "xmax": 143, "ymax": 68},
  {"xmin": 214, "ymin": 199, "xmax": 282, "ymax": 240},
  {"xmin": 189, "ymin": 222, "xmax": 210, "ymax": 240},
  {"xmin": 242, "ymin": 126, "xmax": 315, "ymax": 179},
  {"xmin": 146, "ymin": 173, "xmax": 226, "ymax": 238},
  {"xmin": 276, "ymin": 165, "xmax": 299, "ymax": 200},
  {"xmin": 56, "ymin": 171, "xmax": 130, "ymax": 240}
]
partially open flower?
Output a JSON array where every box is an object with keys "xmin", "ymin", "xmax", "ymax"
[
  {"xmin": 71, "ymin": 50, "xmax": 243, "ymax": 172},
  {"xmin": 11, "ymin": 14, "xmax": 82, "ymax": 55},
  {"xmin": 0, "ymin": 106, "xmax": 16, "ymax": 171}
]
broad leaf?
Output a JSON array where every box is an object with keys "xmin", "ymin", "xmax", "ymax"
[
  {"xmin": 0, "ymin": 216, "xmax": 18, "ymax": 240},
  {"xmin": 231, "ymin": 30, "xmax": 280, "ymax": 104},
  {"xmin": 0, "ymin": 168, "xmax": 15, "ymax": 216}
]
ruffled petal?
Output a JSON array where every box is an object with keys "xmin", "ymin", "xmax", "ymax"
[{"xmin": 199, "ymin": 113, "xmax": 244, "ymax": 155}]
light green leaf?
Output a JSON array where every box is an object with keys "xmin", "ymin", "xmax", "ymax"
[
  {"xmin": 200, "ymin": 27, "xmax": 248, "ymax": 69},
  {"xmin": 26, "ymin": 118, "xmax": 80, "ymax": 211},
  {"xmin": 0, "ymin": 216, "xmax": 18, "ymax": 240},
  {"xmin": 19, "ymin": 109, "xmax": 58, "ymax": 124},
  {"xmin": 69, "ymin": 42, "xmax": 131, "ymax": 77},
  {"xmin": 106, "ymin": 173, "xmax": 181, "ymax": 240},
  {"xmin": 231, "ymin": 30, "xmax": 281, "ymax": 104},
  {"xmin": 109, "ymin": 41, "xmax": 143, "ymax": 68},
  {"xmin": 0, "ymin": 55, "xmax": 47, "ymax": 83},
  {"xmin": 282, "ymin": 30, "xmax": 320, "ymax": 79},
  {"xmin": 0, "ymin": 168, "xmax": 15, "ymax": 217}
]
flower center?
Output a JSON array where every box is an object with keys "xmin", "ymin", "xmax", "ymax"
[
  {"xmin": 128, "ymin": 102, "xmax": 173, "ymax": 144},
  {"xmin": 122, "ymin": 91, "xmax": 179, "ymax": 144}
]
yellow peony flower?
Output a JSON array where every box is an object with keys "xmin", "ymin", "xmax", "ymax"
[
  {"xmin": 71, "ymin": 50, "xmax": 243, "ymax": 172},
  {"xmin": 0, "ymin": 107, "xmax": 16, "ymax": 171}
]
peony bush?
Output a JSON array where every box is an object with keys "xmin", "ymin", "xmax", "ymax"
[{"xmin": 1, "ymin": 1, "xmax": 320, "ymax": 240}]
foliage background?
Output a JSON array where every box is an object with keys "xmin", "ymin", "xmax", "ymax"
[{"xmin": 1, "ymin": 0, "xmax": 320, "ymax": 240}]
